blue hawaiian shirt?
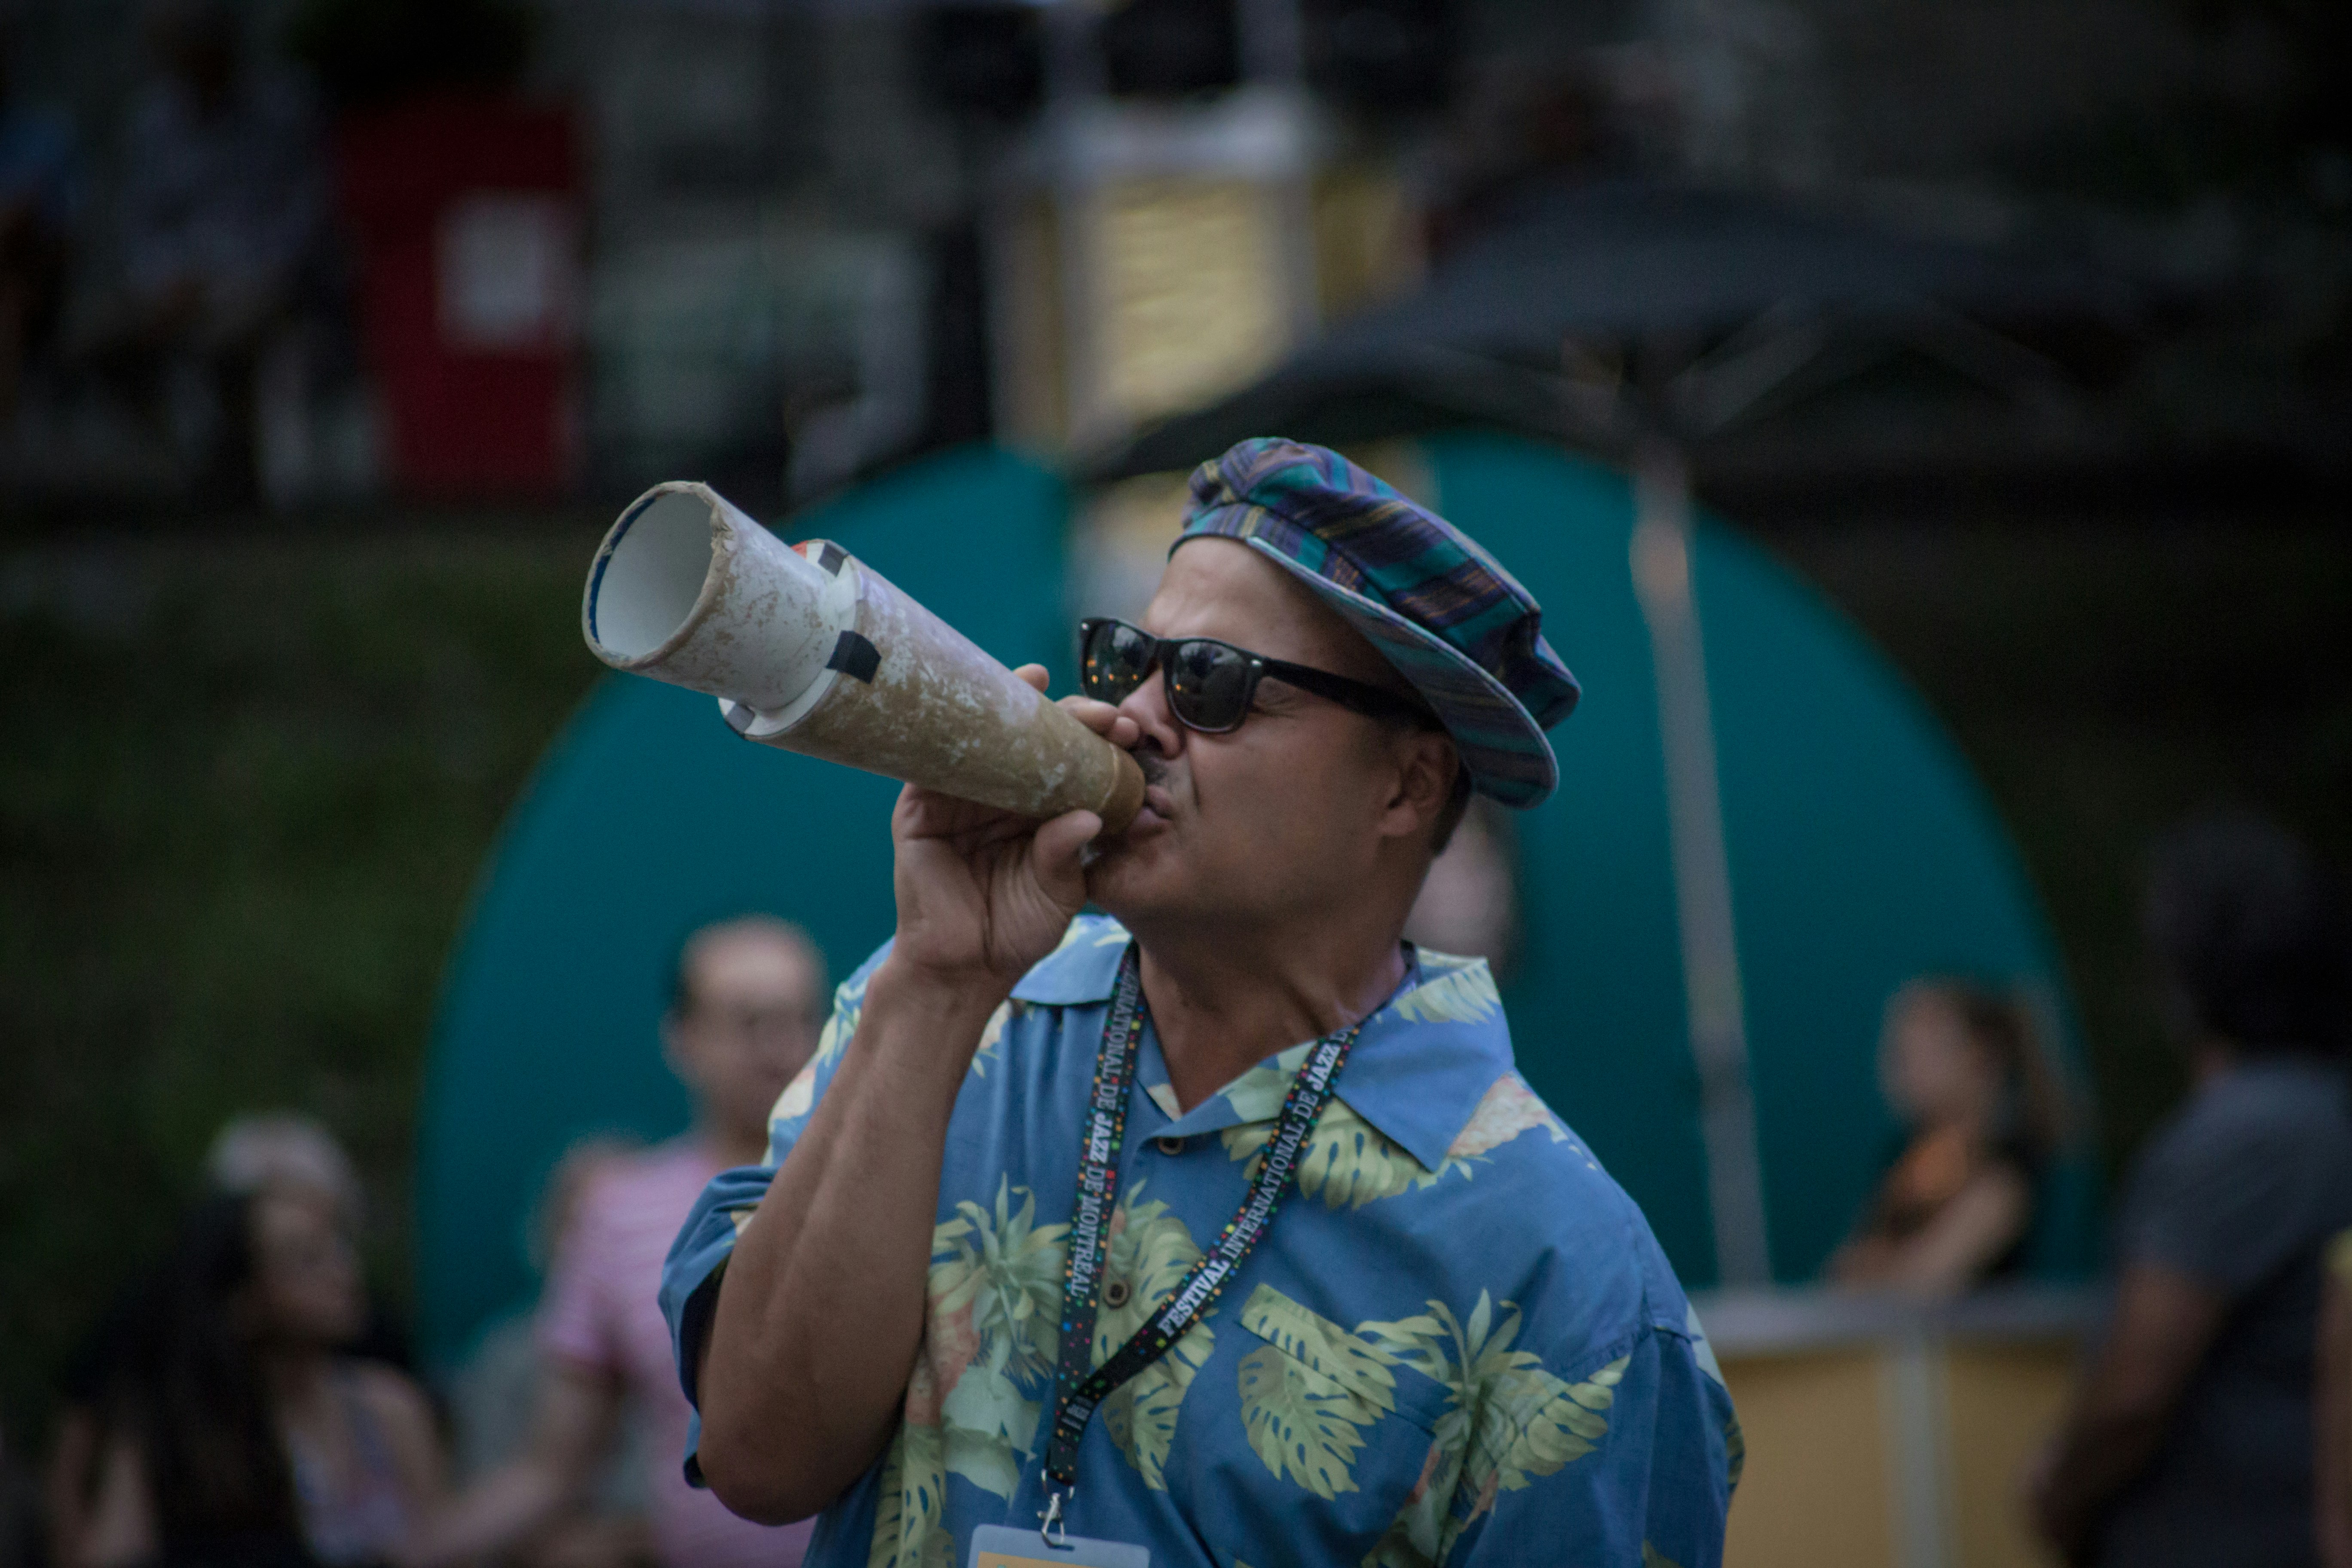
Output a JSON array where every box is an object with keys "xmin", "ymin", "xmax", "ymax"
[{"xmin": 662, "ymin": 915, "xmax": 1740, "ymax": 1568}]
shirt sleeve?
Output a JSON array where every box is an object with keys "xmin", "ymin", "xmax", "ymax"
[
  {"xmin": 658, "ymin": 943, "xmax": 891, "ymax": 1465},
  {"xmin": 2114, "ymin": 1095, "xmax": 2324, "ymax": 1296},
  {"xmin": 1437, "ymin": 1324, "xmax": 1735, "ymax": 1568},
  {"xmin": 537, "ymin": 1175, "xmax": 619, "ymax": 1372}
]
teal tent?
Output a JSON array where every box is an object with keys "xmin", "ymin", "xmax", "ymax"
[{"xmin": 416, "ymin": 435, "xmax": 2091, "ymax": 1368}]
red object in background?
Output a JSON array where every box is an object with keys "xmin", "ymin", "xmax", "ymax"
[{"xmin": 338, "ymin": 97, "xmax": 582, "ymax": 499}]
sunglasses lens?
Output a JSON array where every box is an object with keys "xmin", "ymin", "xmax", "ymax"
[
  {"xmin": 1082, "ymin": 621, "xmax": 1155, "ymax": 701},
  {"xmin": 1166, "ymin": 640, "xmax": 1252, "ymax": 730}
]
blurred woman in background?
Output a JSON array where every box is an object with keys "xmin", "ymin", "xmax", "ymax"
[
  {"xmin": 74, "ymin": 1185, "xmax": 444, "ymax": 1568},
  {"xmin": 1830, "ymin": 977, "xmax": 2069, "ymax": 1295}
]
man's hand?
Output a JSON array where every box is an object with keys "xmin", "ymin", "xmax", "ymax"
[{"xmin": 883, "ymin": 665, "xmax": 1141, "ymax": 997}]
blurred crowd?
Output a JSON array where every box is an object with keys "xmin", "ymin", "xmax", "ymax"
[
  {"xmin": 0, "ymin": 812, "xmax": 2341, "ymax": 1567},
  {"xmin": 6, "ymin": 915, "xmax": 830, "ymax": 1568},
  {"xmin": 0, "ymin": 0, "xmax": 346, "ymax": 505}
]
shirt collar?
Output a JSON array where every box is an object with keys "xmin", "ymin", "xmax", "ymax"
[
  {"xmin": 1008, "ymin": 912, "xmax": 1135, "ymax": 1004},
  {"xmin": 1012, "ymin": 914, "xmax": 1516, "ymax": 1173}
]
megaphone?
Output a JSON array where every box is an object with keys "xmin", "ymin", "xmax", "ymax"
[{"xmin": 582, "ymin": 481, "xmax": 1146, "ymax": 831}]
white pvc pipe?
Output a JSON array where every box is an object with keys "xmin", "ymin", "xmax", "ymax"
[{"xmin": 584, "ymin": 482, "xmax": 837, "ymax": 716}]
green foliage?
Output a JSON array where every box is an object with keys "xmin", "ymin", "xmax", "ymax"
[{"xmin": 0, "ymin": 530, "xmax": 595, "ymax": 1441}]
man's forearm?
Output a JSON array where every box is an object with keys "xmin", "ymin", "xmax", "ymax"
[
  {"xmin": 696, "ymin": 959, "xmax": 1001, "ymax": 1523},
  {"xmin": 2031, "ymin": 1264, "xmax": 2224, "ymax": 1560},
  {"xmin": 2034, "ymin": 1405, "xmax": 2171, "ymax": 1558}
]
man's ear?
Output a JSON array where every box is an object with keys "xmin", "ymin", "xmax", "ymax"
[{"xmin": 1379, "ymin": 729, "xmax": 1457, "ymax": 841}]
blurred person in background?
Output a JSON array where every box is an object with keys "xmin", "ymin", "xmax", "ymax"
[
  {"xmin": 0, "ymin": 4, "xmax": 79, "ymax": 426},
  {"xmin": 1828, "ymin": 978, "xmax": 2069, "ymax": 1295},
  {"xmin": 75, "ymin": 1186, "xmax": 446, "ymax": 1568},
  {"xmin": 442, "ymin": 1136, "xmax": 652, "ymax": 1568},
  {"xmin": 2031, "ymin": 812, "xmax": 2352, "ymax": 1568},
  {"xmin": 1400, "ymin": 797, "xmax": 1521, "ymax": 975},
  {"xmin": 206, "ymin": 1114, "xmax": 414, "ymax": 1370},
  {"xmin": 2319, "ymin": 1228, "xmax": 2352, "ymax": 1568},
  {"xmin": 86, "ymin": 0, "xmax": 329, "ymax": 502},
  {"xmin": 49, "ymin": 1114, "xmax": 409, "ymax": 1566},
  {"xmin": 405, "ymin": 916, "xmax": 827, "ymax": 1568}
]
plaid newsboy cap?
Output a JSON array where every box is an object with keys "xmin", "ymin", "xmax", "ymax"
[{"xmin": 1174, "ymin": 438, "xmax": 1580, "ymax": 808}]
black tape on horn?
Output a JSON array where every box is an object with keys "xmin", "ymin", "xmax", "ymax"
[{"xmin": 827, "ymin": 630, "xmax": 881, "ymax": 683}]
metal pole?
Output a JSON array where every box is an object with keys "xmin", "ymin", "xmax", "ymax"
[
  {"xmin": 1040, "ymin": 0, "xmax": 1107, "ymax": 445},
  {"xmin": 1629, "ymin": 437, "xmax": 1773, "ymax": 1288},
  {"xmin": 1236, "ymin": 0, "xmax": 1321, "ymax": 348}
]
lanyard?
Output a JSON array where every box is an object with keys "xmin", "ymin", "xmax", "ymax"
[{"xmin": 1038, "ymin": 947, "xmax": 1362, "ymax": 1536}]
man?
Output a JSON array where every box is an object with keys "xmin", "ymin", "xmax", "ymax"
[
  {"xmin": 664, "ymin": 441, "xmax": 1739, "ymax": 1566},
  {"xmin": 413, "ymin": 917, "xmax": 827, "ymax": 1568},
  {"xmin": 2030, "ymin": 813, "xmax": 2352, "ymax": 1567}
]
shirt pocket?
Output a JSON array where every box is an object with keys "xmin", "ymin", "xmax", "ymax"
[{"xmin": 1193, "ymin": 1284, "xmax": 1452, "ymax": 1565}]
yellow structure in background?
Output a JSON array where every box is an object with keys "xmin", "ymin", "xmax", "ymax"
[
  {"xmin": 1708, "ymin": 1289, "xmax": 2088, "ymax": 1568},
  {"xmin": 989, "ymin": 92, "xmax": 1420, "ymax": 454},
  {"xmin": 1094, "ymin": 178, "xmax": 1290, "ymax": 426}
]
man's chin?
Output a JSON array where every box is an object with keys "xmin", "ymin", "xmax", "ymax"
[{"xmin": 1084, "ymin": 823, "xmax": 1184, "ymax": 919}]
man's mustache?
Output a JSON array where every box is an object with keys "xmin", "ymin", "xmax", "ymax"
[{"xmin": 1131, "ymin": 740, "xmax": 1171, "ymax": 787}]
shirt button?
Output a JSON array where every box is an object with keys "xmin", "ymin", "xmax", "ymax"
[
  {"xmin": 1154, "ymin": 1135, "xmax": 1187, "ymax": 1156},
  {"xmin": 1103, "ymin": 1279, "xmax": 1132, "ymax": 1308}
]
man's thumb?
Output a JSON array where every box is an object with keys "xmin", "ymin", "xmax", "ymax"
[{"xmin": 1032, "ymin": 810, "xmax": 1101, "ymax": 905}]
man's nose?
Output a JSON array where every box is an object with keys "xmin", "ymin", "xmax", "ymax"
[{"xmin": 1118, "ymin": 672, "xmax": 1184, "ymax": 761}]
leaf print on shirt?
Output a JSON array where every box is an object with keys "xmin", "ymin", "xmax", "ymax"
[
  {"xmin": 968, "ymin": 999, "xmax": 1021, "ymax": 1080},
  {"xmin": 1240, "ymin": 1286, "xmax": 1406, "ymax": 1412},
  {"xmin": 868, "ymin": 1412, "xmax": 950, "ymax": 1568},
  {"xmin": 774, "ymin": 968, "xmax": 875, "ymax": 1152},
  {"xmin": 1217, "ymin": 1044, "xmax": 1317, "ymax": 1124},
  {"xmin": 1235, "ymin": 1285, "xmax": 1400, "ymax": 1499},
  {"xmin": 1357, "ymin": 1292, "xmax": 1626, "ymax": 1568},
  {"xmin": 812, "ymin": 967, "xmax": 873, "ymax": 1077},
  {"xmin": 1222, "ymin": 1100, "xmax": 1429, "ymax": 1210},
  {"xmin": 926, "ymin": 1178, "xmax": 1069, "ymax": 1502},
  {"xmin": 1093, "ymin": 1182, "xmax": 1214, "ymax": 1490},
  {"xmin": 1219, "ymin": 1060, "xmax": 1568, "ymax": 1214},
  {"xmin": 1390, "ymin": 959, "xmax": 1500, "ymax": 1026},
  {"xmin": 770, "ymin": 1060, "xmax": 819, "ymax": 1132},
  {"xmin": 1425, "ymin": 1074, "xmax": 1569, "ymax": 1187}
]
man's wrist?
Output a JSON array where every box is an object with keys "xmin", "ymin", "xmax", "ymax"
[{"xmin": 866, "ymin": 953, "xmax": 1011, "ymax": 1051}]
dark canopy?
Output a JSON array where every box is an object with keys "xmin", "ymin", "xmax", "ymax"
[{"xmin": 1087, "ymin": 178, "xmax": 2150, "ymax": 481}]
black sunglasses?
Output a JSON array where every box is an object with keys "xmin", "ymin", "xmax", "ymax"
[{"xmin": 1078, "ymin": 617, "xmax": 1433, "ymax": 735}]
